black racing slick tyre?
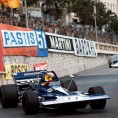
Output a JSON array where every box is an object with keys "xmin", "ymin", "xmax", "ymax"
[
  {"xmin": 22, "ymin": 91, "xmax": 39, "ymax": 114},
  {"xmin": 61, "ymin": 79, "xmax": 78, "ymax": 91},
  {"xmin": 1, "ymin": 84, "xmax": 18, "ymax": 108},
  {"xmin": 109, "ymin": 63, "xmax": 112, "ymax": 68},
  {"xmin": 88, "ymin": 86, "xmax": 106, "ymax": 109}
]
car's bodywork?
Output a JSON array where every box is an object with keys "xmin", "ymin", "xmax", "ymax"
[
  {"xmin": 0, "ymin": 70, "xmax": 110, "ymax": 114},
  {"xmin": 108, "ymin": 54, "xmax": 118, "ymax": 68}
]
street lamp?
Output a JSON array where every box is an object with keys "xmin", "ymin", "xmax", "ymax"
[
  {"xmin": 94, "ymin": 5, "xmax": 98, "ymax": 42},
  {"xmin": 24, "ymin": 0, "xmax": 28, "ymax": 28}
]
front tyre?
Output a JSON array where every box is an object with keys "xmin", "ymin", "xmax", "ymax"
[
  {"xmin": 88, "ymin": 86, "xmax": 106, "ymax": 109},
  {"xmin": 22, "ymin": 91, "xmax": 39, "ymax": 114},
  {"xmin": 61, "ymin": 79, "xmax": 78, "ymax": 91}
]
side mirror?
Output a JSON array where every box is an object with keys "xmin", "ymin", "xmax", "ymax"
[{"xmin": 70, "ymin": 74, "xmax": 74, "ymax": 78}]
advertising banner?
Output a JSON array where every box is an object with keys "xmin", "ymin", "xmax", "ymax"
[
  {"xmin": 46, "ymin": 32, "xmax": 74, "ymax": 53},
  {"xmin": 34, "ymin": 62, "xmax": 48, "ymax": 70},
  {"xmin": 0, "ymin": 24, "xmax": 48, "ymax": 57},
  {"xmin": 5, "ymin": 64, "xmax": 28, "ymax": 79},
  {"xmin": 73, "ymin": 38, "xmax": 97, "ymax": 57}
]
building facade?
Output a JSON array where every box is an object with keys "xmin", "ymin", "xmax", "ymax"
[{"xmin": 97, "ymin": 0, "xmax": 118, "ymax": 16}]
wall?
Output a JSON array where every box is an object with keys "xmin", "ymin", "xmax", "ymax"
[{"xmin": 0, "ymin": 52, "xmax": 108, "ymax": 85}]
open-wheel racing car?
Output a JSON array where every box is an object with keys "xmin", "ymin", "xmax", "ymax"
[{"xmin": 0, "ymin": 70, "xmax": 110, "ymax": 114}]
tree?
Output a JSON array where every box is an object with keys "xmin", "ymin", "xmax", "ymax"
[
  {"xmin": 109, "ymin": 15, "xmax": 118, "ymax": 34},
  {"xmin": 26, "ymin": 0, "xmax": 118, "ymax": 36},
  {"xmin": 65, "ymin": 0, "xmax": 94, "ymax": 25},
  {"xmin": 95, "ymin": 2, "xmax": 110, "ymax": 30},
  {"xmin": 42, "ymin": 0, "xmax": 77, "ymax": 18},
  {"xmin": 45, "ymin": 0, "xmax": 70, "ymax": 17},
  {"xmin": 26, "ymin": 0, "xmax": 39, "ymax": 6},
  {"xmin": 27, "ymin": 0, "xmax": 38, "ymax": 6}
]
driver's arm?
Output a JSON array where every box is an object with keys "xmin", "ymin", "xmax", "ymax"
[{"xmin": 41, "ymin": 81, "xmax": 49, "ymax": 86}]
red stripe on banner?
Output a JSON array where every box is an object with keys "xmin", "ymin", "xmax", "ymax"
[{"xmin": 3, "ymin": 47, "xmax": 37, "ymax": 56}]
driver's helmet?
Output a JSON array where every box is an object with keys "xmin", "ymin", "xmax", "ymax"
[{"xmin": 45, "ymin": 72, "xmax": 55, "ymax": 82}]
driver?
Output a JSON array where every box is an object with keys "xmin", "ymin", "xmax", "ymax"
[{"xmin": 41, "ymin": 72, "xmax": 55, "ymax": 86}]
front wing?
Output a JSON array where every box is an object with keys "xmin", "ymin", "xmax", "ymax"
[{"xmin": 41, "ymin": 92, "xmax": 110, "ymax": 106}]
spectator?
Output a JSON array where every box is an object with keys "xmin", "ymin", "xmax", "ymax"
[
  {"xmin": 0, "ymin": 4, "xmax": 117, "ymax": 45},
  {"xmin": 41, "ymin": 2, "xmax": 49, "ymax": 24},
  {"xmin": 0, "ymin": 11, "xmax": 3, "ymax": 23},
  {"xmin": 70, "ymin": 12, "xmax": 80, "ymax": 24}
]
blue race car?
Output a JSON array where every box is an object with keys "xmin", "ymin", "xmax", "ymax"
[{"xmin": 0, "ymin": 70, "xmax": 110, "ymax": 114}]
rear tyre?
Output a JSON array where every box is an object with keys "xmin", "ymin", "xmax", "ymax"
[
  {"xmin": 88, "ymin": 86, "xmax": 106, "ymax": 109},
  {"xmin": 22, "ymin": 91, "xmax": 39, "ymax": 114},
  {"xmin": 109, "ymin": 63, "xmax": 112, "ymax": 68},
  {"xmin": 1, "ymin": 84, "xmax": 18, "ymax": 108},
  {"xmin": 61, "ymin": 79, "xmax": 78, "ymax": 91}
]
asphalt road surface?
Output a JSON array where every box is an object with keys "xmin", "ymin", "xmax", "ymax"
[{"xmin": 0, "ymin": 64, "xmax": 118, "ymax": 118}]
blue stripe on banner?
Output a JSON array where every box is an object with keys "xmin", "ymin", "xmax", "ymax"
[{"xmin": 35, "ymin": 31, "xmax": 48, "ymax": 57}]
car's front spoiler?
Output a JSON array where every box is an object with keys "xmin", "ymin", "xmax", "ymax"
[{"xmin": 41, "ymin": 94, "xmax": 110, "ymax": 106}]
